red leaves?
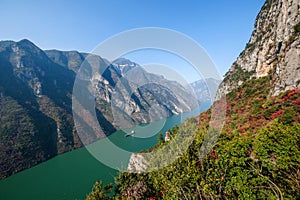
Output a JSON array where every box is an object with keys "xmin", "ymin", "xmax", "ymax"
[
  {"xmin": 282, "ymin": 88, "xmax": 300, "ymax": 102},
  {"xmin": 239, "ymin": 126, "xmax": 245, "ymax": 132},
  {"xmin": 158, "ymin": 188, "xmax": 165, "ymax": 198},
  {"xmin": 270, "ymin": 110, "xmax": 284, "ymax": 120},
  {"xmin": 209, "ymin": 149, "xmax": 219, "ymax": 160},
  {"xmin": 292, "ymin": 99, "xmax": 300, "ymax": 105},
  {"xmin": 287, "ymin": 88, "xmax": 298, "ymax": 98},
  {"xmin": 197, "ymin": 161, "xmax": 202, "ymax": 169}
]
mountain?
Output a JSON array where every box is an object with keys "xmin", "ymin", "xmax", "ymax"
[
  {"xmin": 190, "ymin": 78, "xmax": 221, "ymax": 109},
  {"xmin": 0, "ymin": 40, "xmax": 197, "ymax": 179},
  {"xmin": 112, "ymin": 58, "xmax": 222, "ymax": 111},
  {"xmin": 0, "ymin": 39, "xmax": 77, "ymax": 179},
  {"xmin": 87, "ymin": 0, "xmax": 300, "ymax": 199},
  {"xmin": 113, "ymin": 58, "xmax": 217, "ymax": 111},
  {"xmin": 45, "ymin": 49, "xmax": 88, "ymax": 72},
  {"xmin": 218, "ymin": 0, "xmax": 300, "ymax": 97},
  {"xmin": 112, "ymin": 57, "xmax": 138, "ymax": 76}
]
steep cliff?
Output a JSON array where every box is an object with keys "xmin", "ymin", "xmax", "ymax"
[
  {"xmin": 111, "ymin": 1, "xmax": 300, "ymax": 199},
  {"xmin": 0, "ymin": 39, "xmax": 198, "ymax": 179},
  {"xmin": 219, "ymin": 0, "xmax": 300, "ymax": 97}
]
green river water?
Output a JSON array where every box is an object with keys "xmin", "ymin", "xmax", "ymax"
[{"xmin": 0, "ymin": 107, "xmax": 203, "ymax": 200}]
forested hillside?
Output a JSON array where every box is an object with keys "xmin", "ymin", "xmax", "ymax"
[
  {"xmin": 0, "ymin": 40, "xmax": 198, "ymax": 179},
  {"xmin": 86, "ymin": 0, "xmax": 300, "ymax": 198},
  {"xmin": 87, "ymin": 74, "xmax": 300, "ymax": 199}
]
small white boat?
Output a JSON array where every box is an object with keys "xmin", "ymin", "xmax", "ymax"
[{"xmin": 125, "ymin": 130, "xmax": 135, "ymax": 137}]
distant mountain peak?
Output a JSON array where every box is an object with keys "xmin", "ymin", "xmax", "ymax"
[
  {"xmin": 112, "ymin": 57, "xmax": 138, "ymax": 76},
  {"xmin": 16, "ymin": 39, "xmax": 42, "ymax": 51},
  {"xmin": 0, "ymin": 40, "xmax": 199, "ymax": 179},
  {"xmin": 112, "ymin": 57, "xmax": 135, "ymax": 65},
  {"xmin": 0, "ymin": 39, "xmax": 41, "ymax": 54},
  {"xmin": 190, "ymin": 78, "xmax": 221, "ymax": 107},
  {"xmin": 18, "ymin": 38, "xmax": 34, "ymax": 45}
]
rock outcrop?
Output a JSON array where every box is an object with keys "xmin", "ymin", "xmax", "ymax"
[
  {"xmin": 0, "ymin": 39, "xmax": 198, "ymax": 179},
  {"xmin": 219, "ymin": 0, "xmax": 300, "ymax": 97}
]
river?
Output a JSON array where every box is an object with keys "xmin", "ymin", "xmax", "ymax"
[{"xmin": 0, "ymin": 106, "xmax": 204, "ymax": 200}]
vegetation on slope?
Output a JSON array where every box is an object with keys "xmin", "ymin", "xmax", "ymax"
[
  {"xmin": 0, "ymin": 40, "xmax": 200, "ymax": 179},
  {"xmin": 87, "ymin": 75, "xmax": 300, "ymax": 199}
]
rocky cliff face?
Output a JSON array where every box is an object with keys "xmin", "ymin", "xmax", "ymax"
[
  {"xmin": 0, "ymin": 39, "xmax": 198, "ymax": 179},
  {"xmin": 112, "ymin": 58, "xmax": 138, "ymax": 76},
  {"xmin": 219, "ymin": 0, "xmax": 300, "ymax": 97},
  {"xmin": 127, "ymin": 0, "xmax": 300, "ymax": 174}
]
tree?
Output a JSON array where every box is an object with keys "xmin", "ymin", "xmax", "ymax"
[{"xmin": 86, "ymin": 181, "xmax": 113, "ymax": 200}]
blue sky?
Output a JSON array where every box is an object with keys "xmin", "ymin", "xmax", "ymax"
[{"xmin": 0, "ymin": 0, "xmax": 265, "ymax": 82}]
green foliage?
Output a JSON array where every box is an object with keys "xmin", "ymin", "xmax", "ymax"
[
  {"xmin": 0, "ymin": 96, "xmax": 57, "ymax": 179},
  {"xmin": 157, "ymin": 132, "xmax": 164, "ymax": 144},
  {"xmin": 253, "ymin": 120, "xmax": 300, "ymax": 198},
  {"xmin": 246, "ymin": 42, "xmax": 256, "ymax": 52},
  {"xmin": 264, "ymin": 0, "xmax": 272, "ymax": 11},
  {"xmin": 86, "ymin": 181, "xmax": 113, "ymax": 200},
  {"xmin": 294, "ymin": 21, "xmax": 300, "ymax": 33},
  {"xmin": 87, "ymin": 77, "xmax": 300, "ymax": 199},
  {"xmin": 288, "ymin": 22, "xmax": 300, "ymax": 44},
  {"xmin": 280, "ymin": 107, "xmax": 297, "ymax": 124},
  {"xmin": 223, "ymin": 64, "xmax": 255, "ymax": 84}
]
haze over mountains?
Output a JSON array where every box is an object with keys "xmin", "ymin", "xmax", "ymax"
[
  {"xmin": 0, "ymin": 39, "xmax": 218, "ymax": 179},
  {"xmin": 191, "ymin": 78, "xmax": 221, "ymax": 102}
]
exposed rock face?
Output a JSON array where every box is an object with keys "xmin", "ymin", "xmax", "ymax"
[
  {"xmin": 0, "ymin": 39, "xmax": 76, "ymax": 179},
  {"xmin": 0, "ymin": 39, "xmax": 198, "ymax": 179},
  {"xmin": 112, "ymin": 58, "xmax": 138, "ymax": 76},
  {"xmin": 45, "ymin": 49, "xmax": 86, "ymax": 72},
  {"xmin": 219, "ymin": 0, "xmax": 300, "ymax": 97},
  {"xmin": 127, "ymin": 153, "xmax": 148, "ymax": 173}
]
